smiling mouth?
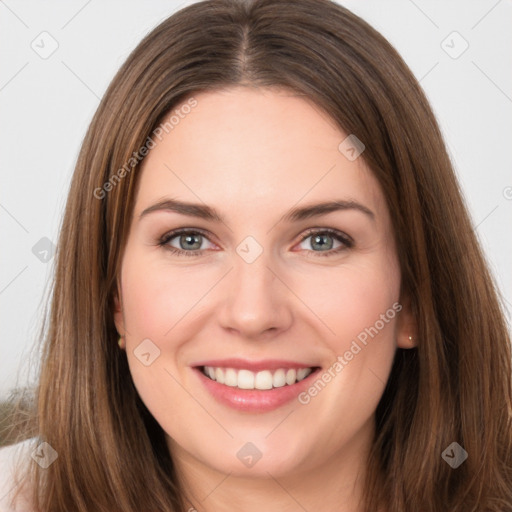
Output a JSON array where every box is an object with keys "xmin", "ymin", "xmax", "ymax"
[{"xmin": 199, "ymin": 365, "xmax": 320, "ymax": 391}]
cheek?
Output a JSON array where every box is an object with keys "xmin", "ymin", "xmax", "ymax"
[
  {"xmin": 121, "ymin": 250, "xmax": 217, "ymax": 340},
  {"xmin": 292, "ymin": 257, "xmax": 401, "ymax": 436},
  {"xmin": 294, "ymin": 257, "xmax": 401, "ymax": 352},
  {"xmin": 119, "ymin": 249, "xmax": 231, "ymax": 423},
  {"xmin": 290, "ymin": 258, "xmax": 401, "ymax": 412},
  {"xmin": 119, "ymin": 250, "xmax": 208, "ymax": 407}
]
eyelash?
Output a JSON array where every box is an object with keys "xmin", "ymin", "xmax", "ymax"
[{"xmin": 157, "ymin": 227, "xmax": 354, "ymax": 258}]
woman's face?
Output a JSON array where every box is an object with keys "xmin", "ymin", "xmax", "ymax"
[{"xmin": 114, "ymin": 87, "xmax": 414, "ymax": 480}]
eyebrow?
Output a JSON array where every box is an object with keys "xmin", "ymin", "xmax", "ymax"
[{"xmin": 139, "ymin": 198, "xmax": 375, "ymax": 223}]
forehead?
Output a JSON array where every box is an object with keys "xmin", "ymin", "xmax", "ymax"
[{"xmin": 135, "ymin": 87, "xmax": 385, "ymax": 220}]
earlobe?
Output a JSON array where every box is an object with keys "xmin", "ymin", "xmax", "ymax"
[
  {"xmin": 397, "ymin": 333, "xmax": 417, "ymax": 349},
  {"xmin": 396, "ymin": 295, "xmax": 418, "ymax": 349}
]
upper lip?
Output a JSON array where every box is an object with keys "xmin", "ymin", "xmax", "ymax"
[{"xmin": 192, "ymin": 358, "xmax": 320, "ymax": 372}]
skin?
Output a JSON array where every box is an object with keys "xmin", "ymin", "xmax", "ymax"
[{"xmin": 114, "ymin": 86, "xmax": 416, "ymax": 512}]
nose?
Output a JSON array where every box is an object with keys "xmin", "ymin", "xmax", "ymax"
[{"xmin": 217, "ymin": 254, "xmax": 293, "ymax": 340}]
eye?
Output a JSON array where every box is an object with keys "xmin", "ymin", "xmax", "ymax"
[
  {"xmin": 296, "ymin": 229, "xmax": 353, "ymax": 256},
  {"xmin": 158, "ymin": 227, "xmax": 352, "ymax": 257},
  {"xmin": 159, "ymin": 229, "xmax": 217, "ymax": 256}
]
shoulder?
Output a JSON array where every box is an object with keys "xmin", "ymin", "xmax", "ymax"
[{"xmin": 0, "ymin": 438, "xmax": 37, "ymax": 512}]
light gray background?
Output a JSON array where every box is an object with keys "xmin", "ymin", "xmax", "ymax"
[{"xmin": 1, "ymin": 0, "xmax": 511, "ymax": 399}]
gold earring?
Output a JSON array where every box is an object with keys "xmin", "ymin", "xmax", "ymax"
[{"xmin": 118, "ymin": 336, "xmax": 124, "ymax": 348}]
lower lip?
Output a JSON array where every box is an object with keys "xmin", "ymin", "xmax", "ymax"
[{"xmin": 193, "ymin": 367, "xmax": 321, "ymax": 412}]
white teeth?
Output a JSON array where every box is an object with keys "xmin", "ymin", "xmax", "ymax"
[
  {"xmin": 202, "ymin": 366, "xmax": 314, "ymax": 390},
  {"xmin": 237, "ymin": 369, "xmax": 255, "ymax": 389},
  {"xmin": 296, "ymin": 368, "xmax": 310, "ymax": 381},
  {"xmin": 273, "ymin": 369, "xmax": 286, "ymax": 388},
  {"xmin": 285, "ymin": 369, "xmax": 297, "ymax": 385},
  {"xmin": 255, "ymin": 370, "xmax": 273, "ymax": 390},
  {"xmin": 224, "ymin": 368, "xmax": 238, "ymax": 387},
  {"xmin": 215, "ymin": 367, "xmax": 225, "ymax": 384}
]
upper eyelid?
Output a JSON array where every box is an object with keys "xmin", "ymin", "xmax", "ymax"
[
  {"xmin": 299, "ymin": 227, "xmax": 352, "ymax": 243},
  {"xmin": 160, "ymin": 228, "xmax": 218, "ymax": 247}
]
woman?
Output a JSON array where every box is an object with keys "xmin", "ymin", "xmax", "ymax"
[{"xmin": 1, "ymin": 0, "xmax": 511, "ymax": 510}]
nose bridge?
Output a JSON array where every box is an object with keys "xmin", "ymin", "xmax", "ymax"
[
  {"xmin": 218, "ymin": 245, "xmax": 293, "ymax": 337},
  {"xmin": 233, "ymin": 251, "xmax": 274, "ymax": 297}
]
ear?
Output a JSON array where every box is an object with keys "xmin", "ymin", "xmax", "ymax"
[
  {"xmin": 395, "ymin": 294, "xmax": 417, "ymax": 349},
  {"xmin": 113, "ymin": 280, "xmax": 125, "ymax": 343}
]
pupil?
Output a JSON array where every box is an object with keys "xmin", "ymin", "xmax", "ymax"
[
  {"xmin": 180, "ymin": 234, "xmax": 201, "ymax": 250},
  {"xmin": 312, "ymin": 234, "xmax": 333, "ymax": 251}
]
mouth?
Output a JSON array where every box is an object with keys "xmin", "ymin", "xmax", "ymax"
[
  {"xmin": 191, "ymin": 359, "xmax": 322, "ymax": 412},
  {"xmin": 199, "ymin": 365, "xmax": 318, "ymax": 390}
]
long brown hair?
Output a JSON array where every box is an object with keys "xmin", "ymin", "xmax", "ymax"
[{"xmin": 9, "ymin": 0, "xmax": 512, "ymax": 510}]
